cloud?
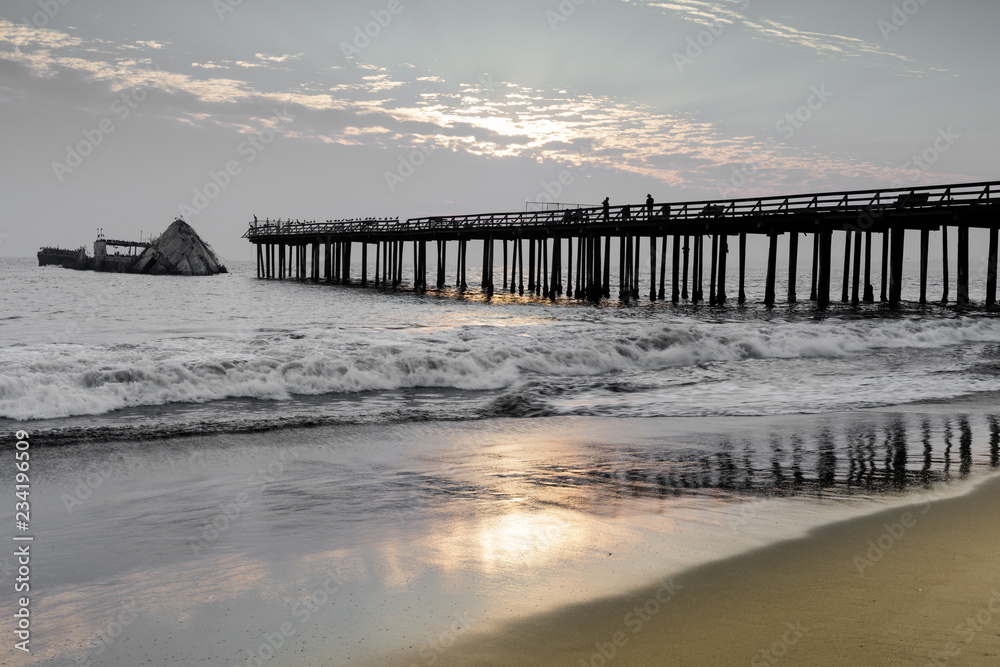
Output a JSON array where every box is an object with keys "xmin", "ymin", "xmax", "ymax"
[
  {"xmin": 635, "ymin": 0, "xmax": 936, "ymax": 75},
  {"xmin": 254, "ymin": 53, "xmax": 303, "ymax": 63},
  {"xmin": 0, "ymin": 16, "xmax": 967, "ymax": 197}
]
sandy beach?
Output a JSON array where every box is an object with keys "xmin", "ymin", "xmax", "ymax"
[{"xmin": 398, "ymin": 472, "xmax": 1000, "ymax": 667}]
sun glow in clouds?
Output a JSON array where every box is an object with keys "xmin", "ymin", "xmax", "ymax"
[{"xmin": 0, "ymin": 3, "xmax": 973, "ymax": 199}]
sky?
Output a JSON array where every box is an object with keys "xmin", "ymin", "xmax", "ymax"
[{"xmin": 1, "ymin": 0, "xmax": 997, "ymax": 262}]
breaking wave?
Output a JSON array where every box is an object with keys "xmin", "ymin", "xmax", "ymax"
[{"xmin": 2, "ymin": 316, "xmax": 1000, "ymax": 421}]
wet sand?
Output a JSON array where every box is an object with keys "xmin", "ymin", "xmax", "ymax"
[
  {"xmin": 390, "ymin": 472, "xmax": 1000, "ymax": 666},
  {"xmin": 7, "ymin": 410, "xmax": 998, "ymax": 667}
]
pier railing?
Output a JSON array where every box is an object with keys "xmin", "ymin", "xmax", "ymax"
[{"xmin": 244, "ymin": 180, "xmax": 1000, "ymax": 242}]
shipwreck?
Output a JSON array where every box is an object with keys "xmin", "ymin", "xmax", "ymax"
[{"xmin": 38, "ymin": 219, "xmax": 227, "ymax": 276}]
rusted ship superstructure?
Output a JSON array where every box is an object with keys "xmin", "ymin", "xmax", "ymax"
[{"xmin": 38, "ymin": 219, "xmax": 227, "ymax": 276}]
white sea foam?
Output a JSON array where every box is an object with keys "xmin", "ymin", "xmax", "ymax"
[{"xmin": 2, "ymin": 315, "xmax": 1000, "ymax": 421}]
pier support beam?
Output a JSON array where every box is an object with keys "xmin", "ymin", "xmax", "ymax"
[
  {"xmin": 541, "ymin": 238, "xmax": 548, "ymax": 298},
  {"xmin": 688, "ymin": 236, "xmax": 697, "ymax": 304},
  {"xmin": 517, "ymin": 239, "xmax": 524, "ymax": 295},
  {"xmin": 672, "ymin": 235, "xmax": 681, "ymax": 304},
  {"xmin": 649, "ymin": 235, "xmax": 658, "ymax": 302},
  {"xmin": 528, "ymin": 239, "xmax": 536, "ymax": 294},
  {"xmin": 459, "ymin": 240, "xmax": 468, "ymax": 291},
  {"xmin": 987, "ymin": 227, "xmax": 999, "ymax": 307},
  {"xmin": 787, "ymin": 233, "xmax": 799, "ymax": 305},
  {"xmin": 717, "ymin": 235, "xmax": 728, "ymax": 305},
  {"xmin": 693, "ymin": 235, "xmax": 703, "ymax": 304},
  {"xmin": 324, "ymin": 241, "xmax": 332, "ymax": 282},
  {"xmin": 841, "ymin": 231, "xmax": 852, "ymax": 303},
  {"xmin": 484, "ymin": 237, "xmax": 494, "ymax": 297},
  {"xmin": 417, "ymin": 241, "xmax": 426, "ymax": 292},
  {"xmin": 919, "ymin": 229, "xmax": 930, "ymax": 304},
  {"xmin": 810, "ymin": 233, "xmax": 819, "ymax": 301},
  {"xmin": 565, "ymin": 237, "xmax": 573, "ymax": 298},
  {"xmin": 863, "ymin": 232, "xmax": 875, "ymax": 303},
  {"xmin": 709, "ymin": 235, "xmax": 718, "ymax": 306},
  {"xmin": 603, "ymin": 236, "xmax": 611, "ymax": 299},
  {"xmin": 395, "ymin": 241, "xmax": 402, "ymax": 287},
  {"xmin": 957, "ymin": 225, "xmax": 970, "ymax": 306},
  {"xmin": 941, "ymin": 226, "xmax": 950, "ymax": 304},
  {"xmin": 551, "ymin": 237, "xmax": 562, "ymax": 299},
  {"xmin": 880, "ymin": 232, "xmax": 890, "ymax": 303},
  {"xmin": 615, "ymin": 237, "xmax": 622, "ymax": 303},
  {"xmin": 333, "ymin": 241, "xmax": 344, "ymax": 283},
  {"xmin": 889, "ymin": 226, "xmax": 905, "ymax": 306},
  {"xmin": 817, "ymin": 230, "xmax": 833, "ymax": 310},
  {"xmin": 764, "ymin": 232, "xmax": 778, "ymax": 307},
  {"xmin": 658, "ymin": 235, "xmax": 668, "ymax": 301},
  {"xmin": 502, "ymin": 240, "xmax": 508, "ymax": 291},
  {"xmin": 682, "ymin": 236, "xmax": 690, "ymax": 300},
  {"xmin": 593, "ymin": 235, "xmax": 604, "ymax": 302},
  {"xmin": 632, "ymin": 236, "xmax": 641, "ymax": 300},
  {"xmin": 342, "ymin": 242, "xmax": 352, "ymax": 285},
  {"xmin": 738, "ymin": 233, "xmax": 747, "ymax": 305},
  {"xmin": 437, "ymin": 241, "xmax": 446, "ymax": 288},
  {"xmin": 851, "ymin": 231, "xmax": 862, "ymax": 305}
]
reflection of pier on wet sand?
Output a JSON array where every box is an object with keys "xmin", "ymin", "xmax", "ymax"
[{"xmin": 498, "ymin": 411, "xmax": 1000, "ymax": 504}]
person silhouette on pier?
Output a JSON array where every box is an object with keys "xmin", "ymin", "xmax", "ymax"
[
  {"xmin": 602, "ymin": 197, "xmax": 610, "ymax": 223},
  {"xmin": 646, "ymin": 194, "xmax": 654, "ymax": 220}
]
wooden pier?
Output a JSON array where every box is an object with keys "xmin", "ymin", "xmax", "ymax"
[{"xmin": 243, "ymin": 180, "xmax": 1000, "ymax": 308}]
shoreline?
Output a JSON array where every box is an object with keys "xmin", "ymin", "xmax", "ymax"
[{"xmin": 386, "ymin": 471, "xmax": 1000, "ymax": 666}]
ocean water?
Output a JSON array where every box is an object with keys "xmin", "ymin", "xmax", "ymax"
[
  {"xmin": 2, "ymin": 256, "xmax": 999, "ymax": 665},
  {"xmin": 2, "ymin": 257, "xmax": 998, "ymax": 432}
]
